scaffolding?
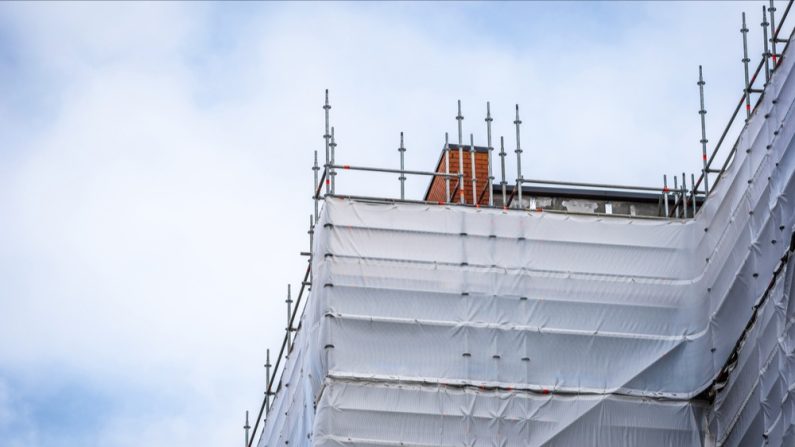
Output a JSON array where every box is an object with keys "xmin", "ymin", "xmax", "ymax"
[{"xmin": 245, "ymin": 2, "xmax": 795, "ymax": 445}]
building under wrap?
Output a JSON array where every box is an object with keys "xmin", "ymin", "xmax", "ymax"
[{"xmin": 250, "ymin": 3, "xmax": 795, "ymax": 446}]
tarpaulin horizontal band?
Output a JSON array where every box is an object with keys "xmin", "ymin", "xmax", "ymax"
[{"xmin": 259, "ymin": 32, "xmax": 795, "ymax": 447}]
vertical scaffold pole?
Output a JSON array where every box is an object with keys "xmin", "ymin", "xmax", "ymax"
[
  {"xmin": 691, "ymin": 173, "xmax": 697, "ymax": 216},
  {"xmin": 742, "ymin": 12, "xmax": 752, "ymax": 121},
  {"xmin": 470, "ymin": 134, "xmax": 477, "ymax": 205},
  {"xmin": 763, "ymin": 6, "xmax": 772, "ymax": 85},
  {"xmin": 457, "ymin": 100, "xmax": 465, "ymax": 204},
  {"xmin": 514, "ymin": 105, "xmax": 523, "ymax": 209},
  {"xmin": 264, "ymin": 349, "xmax": 271, "ymax": 416},
  {"xmin": 312, "ymin": 150, "xmax": 319, "ymax": 222},
  {"xmin": 663, "ymin": 175, "xmax": 670, "ymax": 217},
  {"xmin": 682, "ymin": 173, "xmax": 688, "ymax": 218},
  {"xmin": 399, "ymin": 132, "xmax": 406, "ymax": 200},
  {"xmin": 458, "ymin": 154, "xmax": 465, "ymax": 204},
  {"xmin": 244, "ymin": 411, "xmax": 250, "ymax": 447},
  {"xmin": 444, "ymin": 133, "xmax": 451, "ymax": 203},
  {"xmin": 308, "ymin": 215, "xmax": 314, "ymax": 290},
  {"xmin": 485, "ymin": 102, "xmax": 494, "ymax": 206},
  {"xmin": 698, "ymin": 66, "xmax": 710, "ymax": 195},
  {"xmin": 323, "ymin": 90, "xmax": 331, "ymax": 195},
  {"xmin": 285, "ymin": 284, "xmax": 293, "ymax": 351},
  {"xmin": 770, "ymin": 0, "xmax": 779, "ymax": 66},
  {"xmin": 499, "ymin": 136, "xmax": 507, "ymax": 206},
  {"xmin": 329, "ymin": 127, "xmax": 337, "ymax": 195}
]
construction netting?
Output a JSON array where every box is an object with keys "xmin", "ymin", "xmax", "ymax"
[{"xmin": 258, "ymin": 31, "xmax": 795, "ymax": 447}]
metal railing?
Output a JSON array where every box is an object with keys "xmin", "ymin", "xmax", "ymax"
[
  {"xmin": 688, "ymin": 0, "xmax": 794, "ymax": 216},
  {"xmin": 314, "ymin": 1, "xmax": 794, "ymax": 221}
]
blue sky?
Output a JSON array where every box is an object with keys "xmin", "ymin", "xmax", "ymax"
[{"xmin": 0, "ymin": 2, "xmax": 779, "ymax": 446}]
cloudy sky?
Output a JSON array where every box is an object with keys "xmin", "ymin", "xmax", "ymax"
[{"xmin": 0, "ymin": 1, "xmax": 783, "ymax": 446}]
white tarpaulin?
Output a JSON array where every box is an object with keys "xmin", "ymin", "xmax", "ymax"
[{"xmin": 258, "ymin": 34, "xmax": 795, "ymax": 447}]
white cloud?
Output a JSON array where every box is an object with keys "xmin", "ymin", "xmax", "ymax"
[{"xmin": 0, "ymin": 380, "xmax": 37, "ymax": 447}]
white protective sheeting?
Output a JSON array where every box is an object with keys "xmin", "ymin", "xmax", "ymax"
[
  {"xmin": 314, "ymin": 380, "xmax": 706, "ymax": 446},
  {"xmin": 258, "ymin": 35, "xmax": 795, "ymax": 447},
  {"xmin": 706, "ymin": 254, "xmax": 795, "ymax": 446}
]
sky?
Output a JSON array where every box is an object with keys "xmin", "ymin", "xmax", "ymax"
[{"xmin": 0, "ymin": 1, "xmax": 784, "ymax": 446}]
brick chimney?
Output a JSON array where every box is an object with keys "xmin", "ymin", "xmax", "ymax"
[{"xmin": 425, "ymin": 145, "xmax": 491, "ymax": 205}]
